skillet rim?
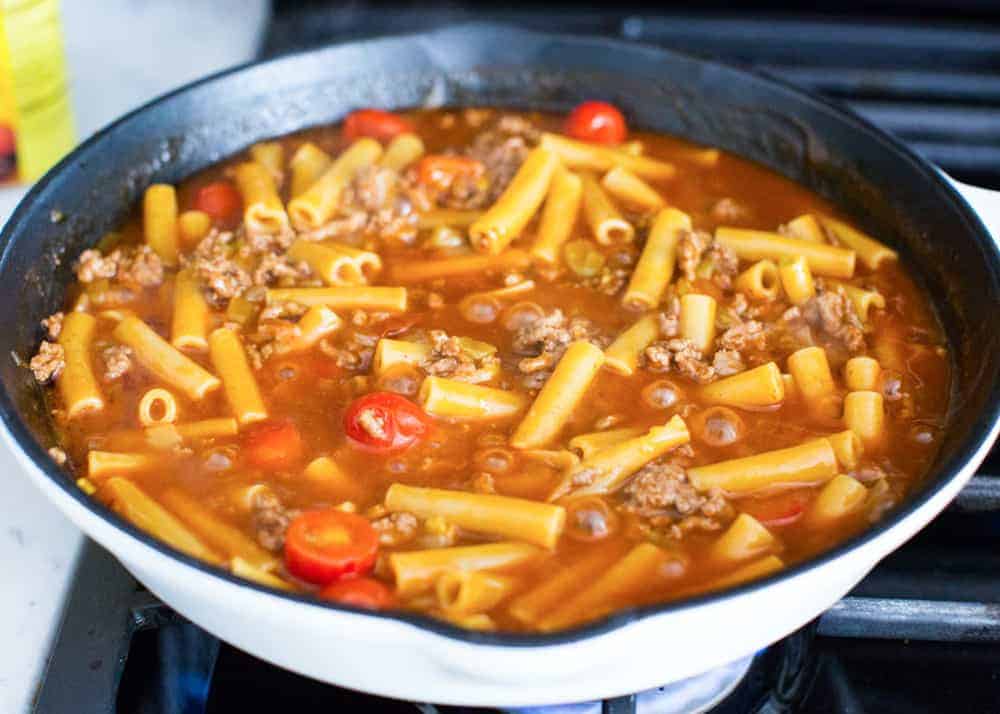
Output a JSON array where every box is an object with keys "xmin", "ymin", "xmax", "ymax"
[{"xmin": 1, "ymin": 22, "xmax": 998, "ymax": 648}]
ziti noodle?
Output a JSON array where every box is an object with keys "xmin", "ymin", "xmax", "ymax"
[{"xmin": 28, "ymin": 104, "xmax": 950, "ymax": 633}]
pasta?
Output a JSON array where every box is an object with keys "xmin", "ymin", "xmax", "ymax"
[
  {"xmin": 580, "ymin": 173, "xmax": 634, "ymax": 245},
  {"xmin": 622, "ymin": 207, "xmax": 690, "ymax": 310},
  {"xmin": 530, "ymin": 168, "xmax": 583, "ymax": 265},
  {"xmin": 388, "ymin": 249, "xmax": 531, "ymax": 283},
  {"xmin": 511, "ymin": 341, "xmax": 606, "ymax": 449},
  {"xmin": 844, "ymin": 356, "xmax": 881, "ymax": 392},
  {"xmin": 559, "ymin": 416, "xmax": 691, "ymax": 498},
  {"xmin": 782, "ymin": 214, "xmax": 826, "ymax": 243},
  {"xmin": 287, "ymin": 239, "xmax": 382, "ymax": 286},
  {"xmin": 678, "ymin": 293, "xmax": 717, "ymax": 353},
  {"xmin": 436, "ymin": 570, "xmax": 517, "ymax": 617},
  {"xmin": 289, "ymin": 142, "xmax": 332, "ymax": 198},
  {"xmin": 807, "ymin": 474, "xmax": 867, "ymax": 526},
  {"xmin": 708, "ymin": 513, "xmax": 779, "ymax": 565},
  {"xmin": 208, "ymin": 327, "xmax": 268, "ymax": 425},
  {"xmin": 288, "ymin": 137, "xmax": 382, "ymax": 231},
  {"xmin": 137, "ymin": 388, "xmax": 178, "ymax": 426},
  {"xmin": 715, "ymin": 227, "xmax": 856, "ymax": 278},
  {"xmin": 170, "ymin": 269, "xmax": 210, "ymax": 351},
  {"xmin": 843, "ymin": 390, "xmax": 885, "ymax": 449},
  {"xmin": 389, "ymin": 542, "xmax": 541, "ymax": 597},
  {"xmin": 232, "ymin": 161, "xmax": 290, "ymax": 234},
  {"xmin": 418, "ymin": 376, "xmax": 527, "ymax": 419},
  {"xmin": 600, "ymin": 166, "xmax": 665, "ymax": 210},
  {"xmin": 733, "ymin": 259, "xmax": 780, "ymax": 302},
  {"xmin": 265, "ymin": 286, "xmax": 407, "ymax": 312},
  {"xmin": 568, "ymin": 426, "xmax": 645, "ymax": 459},
  {"xmin": 385, "ymin": 484, "xmax": 566, "ymax": 548},
  {"xmin": 818, "ymin": 214, "xmax": 898, "ymax": 270},
  {"xmin": 539, "ymin": 132, "xmax": 677, "ymax": 180},
  {"xmin": 143, "ymin": 184, "xmax": 179, "ymax": 266},
  {"xmin": 778, "ymin": 255, "xmax": 816, "ymax": 305},
  {"xmin": 113, "ymin": 316, "xmax": 221, "ymax": 400},
  {"xmin": 700, "ymin": 362, "xmax": 785, "ymax": 409},
  {"xmin": 58, "ymin": 312, "xmax": 105, "ymax": 418},
  {"xmin": 380, "ymin": 133, "xmax": 425, "ymax": 171},
  {"xmin": 469, "ymin": 147, "xmax": 559, "ymax": 254},
  {"xmin": 249, "ymin": 141, "xmax": 284, "ymax": 184},
  {"xmin": 177, "ymin": 210, "xmax": 212, "ymax": 248},
  {"xmin": 603, "ymin": 314, "xmax": 661, "ymax": 376},
  {"xmin": 687, "ymin": 438, "xmax": 838, "ymax": 495}
]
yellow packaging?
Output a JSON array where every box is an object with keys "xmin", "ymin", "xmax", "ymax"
[{"xmin": 0, "ymin": 0, "xmax": 75, "ymax": 183}]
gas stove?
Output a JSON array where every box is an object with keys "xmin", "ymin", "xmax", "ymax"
[{"xmin": 24, "ymin": 6, "xmax": 1000, "ymax": 713}]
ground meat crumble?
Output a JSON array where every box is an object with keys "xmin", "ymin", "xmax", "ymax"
[
  {"xmin": 371, "ymin": 511, "xmax": 419, "ymax": 546},
  {"xmin": 251, "ymin": 490, "xmax": 297, "ymax": 552},
  {"xmin": 30, "ymin": 341, "xmax": 65, "ymax": 383},
  {"xmin": 76, "ymin": 245, "xmax": 164, "ymax": 290},
  {"xmin": 510, "ymin": 308, "xmax": 608, "ymax": 388},
  {"xmin": 420, "ymin": 330, "xmax": 498, "ymax": 383},
  {"xmin": 100, "ymin": 344, "xmax": 133, "ymax": 381},
  {"xmin": 621, "ymin": 459, "xmax": 733, "ymax": 538}
]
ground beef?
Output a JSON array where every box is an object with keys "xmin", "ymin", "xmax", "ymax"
[
  {"xmin": 101, "ymin": 344, "xmax": 132, "ymax": 381},
  {"xmin": 30, "ymin": 341, "xmax": 65, "ymax": 383},
  {"xmin": 252, "ymin": 254, "xmax": 312, "ymax": 287},
  {"xmin": 48, "ymin": 447, "xmax": 68, "ymax": 466},
  {"xmin": 658, "ymin": 297, "xmax": 681, "ymax": 337},
  {"xmin": 584, "ymin": 266, "xmax": 631, "ymax": 296},
  {"xmin": 41, "ymin": 312, "xmax": 64, "ymax": 340},
  {"xmin": 676, "ymin": 229, "xmax": 738, "ymax": 287},
  {"xmin": 318, "ymin": 330, "xmax": 377, "ymax": 372},
  {"xmin": 711, "ymin": 197, "xmax": 752, "ymax": 224},
  {"xmin": 75, "ymin": 245, "xmax": 164, "ymax": 289},
  {"xmin": 371, "ymin": 512, "xmax": 419, "ymax": 546},
  {"xmin": 313, "ymin": 165, "xmax": 420, "ymax": 244},
  {"xmin": 75, "ymin": 249, "xmax": 118, "ymax": 283},
  {"xmin": 298, "ymin": 211, "xmax": 369, "ymax": 242},
  {"xmin": 185, "ymin": 230, "xmax": 252, "ymax": 306},
  {"xmin": 420, "ymin": 330, "xmax": 498, "ymax": 383},
  {"xmin": 801, "ymin": 287, "xmax": 866, "ymax": 353},
  {"xmin": 642, "ymin": 338, "xmax": 716, "ymax": 384},
  {"xmin": 510, "ymin": 309, "xmax": 607, "ymax": 384},
  {"xmin": 259, "ymin": 301, "xmax": 308, "ymax": 321},
  {"xmin": 716, "ymin": 320, "xmax": 768, "ymax": 352},
  {"xmin": 621, "ymin": 460, "xmax": 731, "ymax": 538},
  {"xmin": 712, "ymin": 348, "xmax": 745, "ymax": 376},
  {"xmin": 462, "ymin": 114, "xmax": 539, "ymax": 204},
  {"xmin": 251, "ymin": 490, "xmax": 295, "ymax": 552}
]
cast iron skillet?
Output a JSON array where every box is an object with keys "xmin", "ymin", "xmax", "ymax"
[{"xmin": 2, "ymin": 24, "xmax": 999, "ymax": 652}]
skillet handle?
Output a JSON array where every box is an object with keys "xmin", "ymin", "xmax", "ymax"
[{"xmin": 949, "ymin": 177, "xmax": 1000, "ymax": 247}]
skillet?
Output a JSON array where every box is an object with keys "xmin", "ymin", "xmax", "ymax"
[{"xmin": 1, "ymin": 24, "xmax": 999, "ymax": 705}]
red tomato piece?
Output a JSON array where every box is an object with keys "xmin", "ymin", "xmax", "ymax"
[
  {"xmin": 741, "ymin": 491, "xmax": 809, "ymax": 528},
  {"xmin": 193, "ymin": 181, "xmax": 242, "ymax": 225},
  {"xmin": 343, "ymin": 109, "xmax": 413, "ymax": 143},
  {"xmin": 0, "ymin": 124, "xmax": 15, "ymax": 156},
  {"xmin": 319, "ymin": 577, "xmax": 395, "ymax": 610},
  {"xmin": 564, "ymin": 101, "xmax": 628, "ymax": 145},
  {"xmin": 284, "ymin": 510, "xmax": 379, "ymax": 585},
  {"xmin": 343, "ymin": 392, "xmax": 432, "ymax": 453},
  {"xmin": 242, "ymin": 420, "xmax": 304, "ymax": 470},
  {"xmin": 415, "ymin": 154, "xmax": 485, "ymax": 189}
]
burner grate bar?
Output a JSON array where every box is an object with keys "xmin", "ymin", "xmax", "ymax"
[
  {"xmin": 950, "ymin": 475, "xmax": 1000, "ymax": 512},
  {"xmin": 817, "ymin": 596, "xmax": 1000, "ymax": 642}
]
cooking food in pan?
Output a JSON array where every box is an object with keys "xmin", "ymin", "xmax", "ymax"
[{"xmin": 30, "ymin": 103, "xmax": 949, "ymax": 632}]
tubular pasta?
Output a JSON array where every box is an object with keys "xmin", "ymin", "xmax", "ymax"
[
  {"xmin": 266, "ymin": 286, "xmax": 407, "ymax": 312},
  {"xmin": 389, "ymin": 542, "xmax": 541, "ymax": 597},
  {"xmin": 511, "ymin": 341, "xmax": 605, "ymax": 449},
  {"xmin": 601, "ymin": 166, "xmax": 665, "ymax": 210},
  {"xmin": 818, "ymin": 214, "xmax": 898, "ymax": 270},
  {"xmin": 715, "ymin": 227, "xmax": 856, "ymax": 278},
  {"xmin": 531, "ymin": 168, "xmax": 583, "ymax": 265},
  {"xmin": 539, "ymin": 133, "xmax": 677, "ymax": 180},
  {"xmin": 580, "ymin": 173, "xmax": 634, "ymax": 245},
  {"xmin": 143, "ymin": 183, "xmax": 179, "ymax": 267},
  {"xmin": 289, "ymin": 142, "xmax": 332, "ymax": 198},
  {"xmin": 105, "ymin": 477, "xmax": 222, "ymax": 565},
  {"xmin": 385, "ymin": 483, "xmax": 565, "ymax": 549},
  {"xmin": 208, "ymin": 327, "xmax": 267, "ymax": 425},
  {"xmin": 171, "ymin": 269, "xmax": 210, "ymax": 351},
  {"xmin": 287, "ymin": 239, "xmax": 382, "ymax": 286},
  {"xmin": 436, "ymin": 570, "xmax": 517, "ymax": 617},
  {"xmin": 389, "ymin": 249, "xmax": 531, "ymax": 283},
  {"xmin": 418, "ymin": 376, "xmax": 526, "ymax": 420},
  {"xmin": 138, "ymin": 388, "xmax": 178, "ymax": 426},
  {"xmin": 469, "ymin": 147, "xmax": 559, "ymax": 254},
  {"xmin": 113, "ymin": 316, "xmax": 221, "ymax": 401},
  {"xmin": 807, "ymin": 474, "xmax": 867, "ymax": 526},
  {"xmin": 380, "ymin": 133, "xmax": 425, "ymax": 171},
  {"xmin": 604, "ymin": 313, "xmax": 661, "ymax": 377},
  {"xmin": 700, "ymin": 362, "xmax": 785, "ymax": 409},
  {"xmin": 734, "ymin": 260, "xmax": 780, "ymax": 302},
  {"xmin": 288, "ymin": 138, "xmax": 382, "ymax": 231},
  {"xmin": 678, "ymin": 293, "xmax": 717, "ymax": 353},
  {"xmin": 622, "ymin": 207, "xmax": 691, "ymax": 310},
  {"xmin": 557, "ymin": 415, "xmax": 691, "ymax": 499},
  {"xmin": 687, "ymin": 438, "xmax": 838, "ymax": 496},
  {"xmin": 58, "ymin": 312, "xmax": 105, "ymax": 418},
  {"xmin": 232, "ymin": 161, "xmax": 290, "ymax": 235}
]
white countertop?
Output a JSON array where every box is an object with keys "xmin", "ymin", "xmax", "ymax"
[{"xmin": 0, "ymin": 3, "xmax": 266, "ymax": 711}]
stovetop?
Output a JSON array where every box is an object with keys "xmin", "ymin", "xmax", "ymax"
[{"xmin": 31, "ymin": 6, "xmax": 1000, "ymax": 714}]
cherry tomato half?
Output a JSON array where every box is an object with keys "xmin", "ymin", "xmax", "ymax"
[
  {"xmin": 343, "ymin": 392, "xmax": 433, "ymax": 453},
  {"xmin": 242, "ymin": 420, "xmax": 305, "ymax": 470},
  {"xmin": 740, "ymin": 491, "xmax": 809, "ymax": 528},
  {"xmin": 343, "ymin": 109, "xmax": 413, "ymax": 143},
  {"xmin": 319, "ymin": 577, "xmax": 395, "ymax": 610},
  {"xmin": 284, "ymin": 510, "xmax": 379, "ymax": 585},
  {"xmin": 415, "ymin": 154, "xmax": 485, "ymax": 190},
  {"xmin": 193, "ymin": 181, "xmax": 242, "ymax": 225},
  {"xmin": 564, "ymin": 101, "xmax": 627, "ymax": 145}
]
